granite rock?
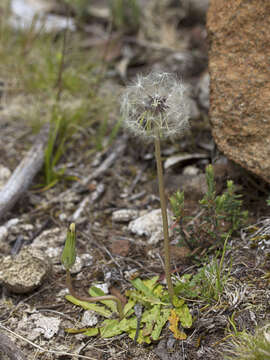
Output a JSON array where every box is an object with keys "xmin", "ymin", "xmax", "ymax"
[{"xmin": 207, "ymin": 0, "xmax": 270, "ymax": 183}]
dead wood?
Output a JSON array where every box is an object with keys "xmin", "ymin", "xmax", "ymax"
[
  {"xmin": 0, "ymin": 123, "xmax": 50, "ymax": 221},
  {"xmin": 0, "ymin": 332, "xmax": 26, "ymax": 360}
]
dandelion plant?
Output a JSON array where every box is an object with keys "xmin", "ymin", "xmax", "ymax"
[{"xmin": 121, "ymin": 72, "xmax": 190, "ymax": 303}]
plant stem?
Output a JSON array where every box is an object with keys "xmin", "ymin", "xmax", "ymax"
[
  {"xmin": 66, "ymin": 270, "xmax": 124, "ymax": 319},
  {"xmin": 154, "ymin": 131, "xmax": 174, "ymax": 304}
]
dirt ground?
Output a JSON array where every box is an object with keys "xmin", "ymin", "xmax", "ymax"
[{"xmin": 1, "ymin": 1, "xmax": 270, "ymax": 359}]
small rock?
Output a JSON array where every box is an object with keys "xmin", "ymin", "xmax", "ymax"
[
  {"xmin": 183, "ymin": 165, "xmax": 200, "ymax": 176},
  {"xmin": 70, "ymin": 256, "xmax": 83, "ymax": 274},
  {"xmin": 81, "ymin": 253, "xmax": 93, "ymax": 267},
  {"xmin": 59, "ymin": 213, "xmax": 67, "ymax": 221},
  {"xmin": 57, "ymin": 288, "xmax": 69, "ymax": 298},
  {"xmin": 31, "ymin": 313, "xmax": 61, "ymax": 339},
  {"xmin": 0, "ymin": 164, "xmax": 11, "ymax": 188},
  {"xmin": 0, "ymin": 247, "xmax": 52, "ymax": 294},
  {"xmin": 80, "ymin": 310, "xmax": 98, "ymax": 327},
  {"xmin": 128, "ymin": 209, "xmax": 174, "ymax": 245},
  {"xmin": 112, "ymin": 209, "xmax": 139, "ymax": 223},
  {"xmin": 92, "ymin": 282, "xmax": 109, "ymax": 294},
  {"xmin": 110, "ymin": 239, "xmax": 130, "ymax": 257},
  {"xmin": 62, "ymin": 253, "xmax": 93, "ymax": 274}
]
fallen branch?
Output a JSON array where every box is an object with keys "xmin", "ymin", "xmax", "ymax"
[
  {"xmin": 0, "ymin": 124, "xmax": 50, "ymax": 221},
  {"xmin": 0, "ymin": 332, "xmax": 26, "ymax": 360}
]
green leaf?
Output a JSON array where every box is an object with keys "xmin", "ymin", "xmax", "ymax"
[
  {"xmin": 153, "ymin": 283, "xmax": 164, "ymax": 297},
  {"xmin": 141, "ymin": 305, "xmax": 160, "ymax": 324},
  {"xmin": 152, "ymin": 308, "xmax": 170, "ymax": 340},
  {"xmin": 61, "ymin": 223, "xmax": 76, "ymax": 270},
  {"xmin": 173, "ymin": 296, "xmax": 185, "ymax": 308},
  {"xmin": 143, "ymin": 321, "xmax": 154, "ymax": 337},
  {"xmin": 100, "ymin": 319, "xmax": 123, "ymax": 338},
  {"xmin": 88, "ymin": 286, "xmax": 117, "ymax": 313},
  {"xmin": 174, "ymin": 303, "xmax": 192, "ymax": 329},
  {"xmin": 65, "ymin": 295, "xmax": 112, "ymax": 318},
  {"xmin": 83, "ymin": 328, "xmax": 99, "ymax": 337},
  {"xmin": 131, "ymin": 278, "xmax": 155, "ymax": 297},
  {"xmin": 128, "ymin": 290, "xmax": 167, "ymax": 306},
  {"xmin": 142, "ymin": 276, "xmax": 159, "ymax": 291},
  {"xmin": 130, "ymin": 278, "xmax": 165, "ymax": 305},
  {"xmin": 123, "ymin": 300, "xmax": 135, "ymax": 317},
  {"xmin": 127, "ymin": 329, "xmax": 151, "ymax": 344},
  {"xmin": 119, "ymin": 317, "xmax": 137, "ymax": 332}
]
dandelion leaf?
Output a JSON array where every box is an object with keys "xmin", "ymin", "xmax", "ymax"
[
  {"xmin": 168, "ymin": 309, "xmax": 187, "ymax": 340},
  {"xmin": 65, "ymin": 295, "xmax": 112, "ymax": 318},
  {"xmin": 128, "ymin": 329, "xmax": 151, "ymax": 344},
  {"xmin": 123, "ymin": 299, "xmax": 135, "ymax": 317},
  {"xmin": 88, "ymin": 286, "xmax": 117, "ymax": 313},
  {"xmin": 175, "ymin": 303, "xmax": 192, "ymax": 329},
  {"xmin": 100, "ymin": 319, "xmax": 123, "ymax": 338},
  {"xmin": 152, "ymin": 308, "xmax": 170, "ymax": 340},
  {"xmin": 83, "ymin": 328, "xmax": 99, "ymax": 337}
]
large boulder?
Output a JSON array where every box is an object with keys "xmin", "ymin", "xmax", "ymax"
[{"xmin": 207, "ymin": 0, "xmax": 270, "ymax": 183}]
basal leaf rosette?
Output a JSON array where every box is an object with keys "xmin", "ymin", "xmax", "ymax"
[{"xmin": 121, "ymin": 72, "xmax": 190, "ymax": 140}]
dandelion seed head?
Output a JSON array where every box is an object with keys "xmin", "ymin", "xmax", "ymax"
[{"xmin": 121, "ymin": 71, "xmax": 190, "ymax": 140}]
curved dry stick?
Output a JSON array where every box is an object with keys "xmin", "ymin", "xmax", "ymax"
[
  {"xmin": 0, "ymin": 332, "xmax": 26, "ymax": 360},
  {"xmin": 66, "ymin": 270, "xmax": 124, "ymax": 319},
  {"xmin": 0, "ymin": 123, "xmax": 50, "ymax": 221}
]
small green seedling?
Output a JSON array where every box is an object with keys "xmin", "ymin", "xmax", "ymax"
[
  {"xmin": 61, "ymin": 223, "xmax": 76, "ymax": 270},
  {"xmin": 170, "ymin": 164, "xmax": 248, "ymax": 252}
]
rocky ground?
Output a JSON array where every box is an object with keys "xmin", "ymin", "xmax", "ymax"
[{"xmin": 0, "ymin": 1, "xmax": 270, "ymax": 359}]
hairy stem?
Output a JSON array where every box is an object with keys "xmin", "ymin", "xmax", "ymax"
[
  {"xmin": 66, "ymin": 270, "xmax": 124, "ymax": 319},
  {"xmin": 154, "ymin": 132, "xmax": 174, "ymax": 304}
]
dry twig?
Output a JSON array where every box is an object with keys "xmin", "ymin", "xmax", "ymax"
[{"xmin": 0, "ymin": 124, "xmax": 50, "ymax": 221}]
